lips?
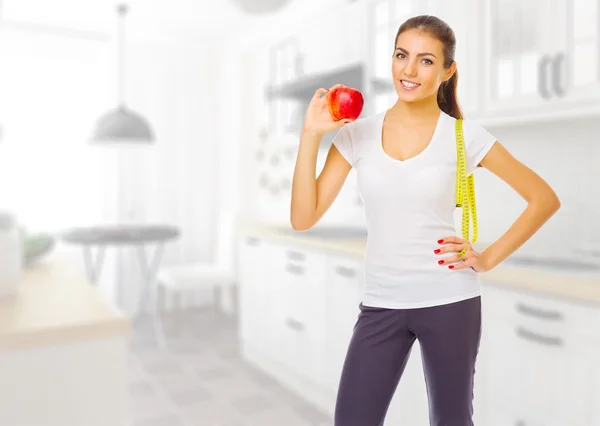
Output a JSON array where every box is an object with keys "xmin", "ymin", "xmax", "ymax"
[{"xmin": 401, "ymin": 80, "xmax": 420, "ymax": 87}]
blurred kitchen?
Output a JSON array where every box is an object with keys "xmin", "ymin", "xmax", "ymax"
[{"xmin": 0, "ymin": 0, "xmax": 598, "ymax": 424}]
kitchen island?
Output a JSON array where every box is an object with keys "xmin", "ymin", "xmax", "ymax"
[{"xmin": 0, "ymin": 250, "xmax": 131, "ymax": 426}]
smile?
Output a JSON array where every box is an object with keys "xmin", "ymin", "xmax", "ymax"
[{"xmin": 401, "ymin": 80, "xmax": 420, "ymax": 88}]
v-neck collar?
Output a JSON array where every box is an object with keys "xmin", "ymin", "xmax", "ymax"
[{"xmin": 379, "ymin": 109, "xmax": 446, "ymax": 165}]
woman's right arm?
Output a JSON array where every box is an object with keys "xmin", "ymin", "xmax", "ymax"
[{"xmin": 290, "ymin": 85, "xmax": 353, "ymax": 231}]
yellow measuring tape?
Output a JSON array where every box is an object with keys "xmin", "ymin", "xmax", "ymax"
[{"xmin": 455, "ymin": 119, "xmax": 478, "ymax": 257}]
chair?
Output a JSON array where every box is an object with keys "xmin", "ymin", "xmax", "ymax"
[{"xmin": 155, "ymin": 210, "xmax": 238, "ymax": 330}]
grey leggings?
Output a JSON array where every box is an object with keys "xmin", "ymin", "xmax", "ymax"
[{"xmin": 334, "ymin": 296, "xmax": 482, "ymax": 426}]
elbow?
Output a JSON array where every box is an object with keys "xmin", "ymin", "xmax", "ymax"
[
  {"xmin": 290, "ymin": 219, "xmax": 312, "ymax": 232},
  {"xmin": 531, "ymin": 189, "xmax": 561, "ymax": 216},
  {"xmin": 290, "ymin": 213, "xmax": 315, "ymax": 232},
  {"xmin": 548, "ymin": 190, "xmax": 561, "ymax": 213}
]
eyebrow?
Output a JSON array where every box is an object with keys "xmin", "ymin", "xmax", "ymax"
[{"xmin": 395, "ymin": 47, "xmax": 437, "ymax": 58}]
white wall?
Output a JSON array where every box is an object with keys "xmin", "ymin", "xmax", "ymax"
[{"xmin": 472, "ymin": 116, "xmax": 600, "ymax": 260}]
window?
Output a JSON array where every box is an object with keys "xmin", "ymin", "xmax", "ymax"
[{"xmin": 0, "ymin": 27, "xmax": 114, "ymax": 233}]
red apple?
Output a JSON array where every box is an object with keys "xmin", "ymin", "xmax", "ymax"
[{"xmin": 327, "ymin": 86, "xmax": 364, "ymax": 121}]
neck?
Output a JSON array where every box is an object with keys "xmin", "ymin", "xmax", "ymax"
[{"xmin": 388, "ymin": 97, "xmax": 441, "ymax": 123}]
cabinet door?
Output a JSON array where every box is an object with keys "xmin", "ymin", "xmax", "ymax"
[
  {"xmin": 481, "ymin": 284, "xmax": 595, "ymax": 425},
  {"xmin": 482, "ymin": 0, "xmax": 559, "ymax": 115},
  {"xmin": 325, "ymin": 255, "xmax": 364, "ymax": 391},
  {"xmin": 269, "ymin": 243, "xmax": 330, "ymax": 384},
  {"xmin": 237, "ymin": 236, "xmax": 273, "ymax": 354},
  {"xmin": 481, "ymin": 0, "xmax": 600, "ymax": 119},
  {"xmin": 553, "ymin": 0, "xmax": 600, "ymax": 107}
]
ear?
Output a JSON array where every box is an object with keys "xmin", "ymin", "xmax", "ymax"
[{"xmin": 444, "ymin": 61, "xmax": 457, "ymax": 82}]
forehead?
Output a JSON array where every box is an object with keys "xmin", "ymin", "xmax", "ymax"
[{"xmin": 395, "ymin": 29, "xmax": 443, "ymax": 54}]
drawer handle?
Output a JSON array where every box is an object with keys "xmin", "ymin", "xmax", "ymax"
[
  {"xmin": 286, "ymin": 318, "xmax": 304, "ymax": 332},
  {"xmin": 516, "ymin": 327, "xmax": 563, "ymax": 347},
  {"xmin": 286, "ymin": 250, "xmax": 306, "ymax": 261},
  {"xmin": 336, "ymin": 265, "xmax": 356, "ymax": 278},
  {"xmin": 515, "ymin": 303, "xmax": 563, "ymax": 321},
  {"xmin": 285, "ymin": 263, "xmax": 305, "ymax": 275},
  {"xmin": 245, "ymin": 237, "xmax": 260, "ymax": 246}
]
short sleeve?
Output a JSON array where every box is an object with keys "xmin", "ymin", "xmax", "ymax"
[
  {"xmin": 332, "ymin": 125, "xmax": 354, "ymax": 166},
  {"xmin": 462, "ymin": 120, "xmax": 498, "ymax": 175}
]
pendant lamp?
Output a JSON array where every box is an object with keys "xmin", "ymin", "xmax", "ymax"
[
  {"xmin": 230, "ymin": 0, "xmax": 291, "ymax": 14},
  {"xmin": 91, "ymin": 4, "xmax": 154, "ymax": 144}
]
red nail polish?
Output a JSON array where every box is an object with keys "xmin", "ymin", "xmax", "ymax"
[
  {"xmin": 437, "ymin": 239, "xmax": 444, "ymax": 244},
  {"xmin": 449, "ymin": 265, "xmax": 454, "ymax": 269},
  {"xmin": 438, "ymin": 260, "xmax": 444, "ymax": 265},
  {"xmin": 434, "ymin": 249, "xmax": 441, "ymax": 254}
]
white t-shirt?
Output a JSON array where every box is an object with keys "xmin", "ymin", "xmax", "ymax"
[{"xmin": 332, "ymin": 109, "xmax": 497, "ymax": 309}]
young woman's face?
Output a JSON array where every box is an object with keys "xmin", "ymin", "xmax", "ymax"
[{"xmin": 391, "ymin": 28, "xmax": 455, "ymax": 103}]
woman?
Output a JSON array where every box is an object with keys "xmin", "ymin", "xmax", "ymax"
[{"xmin": 290, "ymin": 15, "xmax": 560, "ymax": 426}]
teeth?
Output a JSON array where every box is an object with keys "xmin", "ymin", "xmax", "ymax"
[{"xmin": 401, "ymin": 80, "xmax": 419, "ymax": 88}]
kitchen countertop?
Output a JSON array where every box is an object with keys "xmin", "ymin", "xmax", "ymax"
[
  {"xmin": 0, "ymin": 251, "xmax": 130, "ymax": 352},
  {"xmin": 237, "ymin": 221, "xmax": 600, "ymax": 306}
]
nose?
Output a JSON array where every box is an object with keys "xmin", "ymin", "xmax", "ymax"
[{"xmin": 403, "ymin": 59, "xmax": 418, "ymax": 77}]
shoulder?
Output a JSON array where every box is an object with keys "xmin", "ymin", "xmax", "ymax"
[{"xmin": 446, "ymin": 115, "xmax": 497, "ymax": 143}]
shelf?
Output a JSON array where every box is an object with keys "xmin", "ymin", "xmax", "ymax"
[{"xmin": 265, "ymin": 63, "xmax": 365, "ymax": 101}]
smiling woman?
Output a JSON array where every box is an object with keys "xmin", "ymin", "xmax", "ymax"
[{"xmin": 290, "ymin": 13, "xmax": 561, "ymax": 426}]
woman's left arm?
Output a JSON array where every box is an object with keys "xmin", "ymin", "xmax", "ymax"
[{"xmin": 476, "ymin": 140, "xmax": 560, "ymax": 270}]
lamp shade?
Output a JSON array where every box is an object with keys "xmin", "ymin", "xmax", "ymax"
[
  {"xmin": 230, "ymin": 0, "xmax": 291, "ymax": 14},
  {"xmin": 91, "ymin": 105, "xmax": 154, "ymax": 144}
]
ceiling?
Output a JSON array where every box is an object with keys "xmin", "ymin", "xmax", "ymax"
[{"xmin": 0, "ymin": 0, "xmax": 338, "ymax": 43}]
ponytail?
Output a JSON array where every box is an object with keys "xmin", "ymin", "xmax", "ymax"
[{"xmin": 437, "ymin": 69, "xmax": 463, "ymax": 120}]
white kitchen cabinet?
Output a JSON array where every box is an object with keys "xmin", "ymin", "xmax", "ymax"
[
  {"xmin": 268, "ymin": 242, "xmax": 330, "ymax": 387},
  {"xmin": 481, "ymin": 0, "xmax": 600, "ymax": 120},
  {"xmin": 237, "ymin": 236, "xmax": 274, "ymax": 356},
  {"xmin": 480, "ymin": 283, "xmax": 598, "ymax": 426}
]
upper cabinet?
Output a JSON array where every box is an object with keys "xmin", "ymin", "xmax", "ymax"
[{"xmin": 480, "ymin": 0, "xmax": 600, "ymax": 122}]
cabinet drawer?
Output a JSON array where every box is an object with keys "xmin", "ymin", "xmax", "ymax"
[
  {"xmin": 484, "ymin": 312, "xmax": 593, "ymax": 426},
  {"xmin": 481, "ymin": 283, "xmax": 600, "ymax": 341}
]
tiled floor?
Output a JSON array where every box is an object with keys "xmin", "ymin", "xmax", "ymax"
[{"xmin": 128, "ymin": 308, "xmax": 334, "ymax": 426}]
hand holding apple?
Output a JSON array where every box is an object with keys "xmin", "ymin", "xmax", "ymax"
[
  {"xmin": 302, "ymin": 84, "xmax": 355, "ymax": 137},
  {"xmin": 327, "ymin": 86, "xmax": 364, "ymax": 121}
]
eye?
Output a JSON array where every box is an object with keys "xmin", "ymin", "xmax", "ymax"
[{"xmin": 394, "ymin": 53, "xmax": 433, "ymax": 65}]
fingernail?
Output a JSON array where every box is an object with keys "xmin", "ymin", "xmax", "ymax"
[
  {"xmin": 434, "ymin": 249, "xmax": 441, "ymax": 254},
  {"xmin": 438, "ymin": 260, "xmax": 444, "ymax": 265},
  {"xmin": 437, "ymin": 239, "xmax": 444, "ymax": 244},
  {"xmin": 448, "ymin": 265, "xmax": 454, "ymax": 269}
]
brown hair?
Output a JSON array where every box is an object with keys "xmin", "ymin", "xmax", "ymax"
[{"xmin": 394, "ymin": 15, "xmax": 463, "ymax": 120}]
